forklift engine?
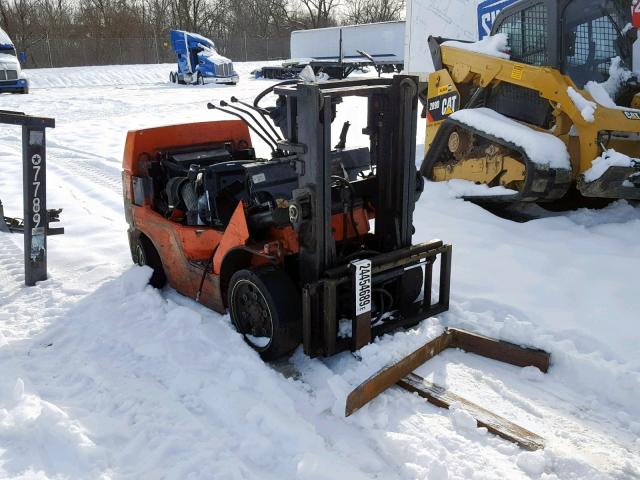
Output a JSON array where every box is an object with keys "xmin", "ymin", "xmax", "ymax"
[{"xmin": 123, "ymin": 75, "xmax": 451, "ymax": 360}]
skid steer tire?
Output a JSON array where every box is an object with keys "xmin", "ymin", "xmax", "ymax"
[
  {"xmin": 134, "ymin": 235, "xmax": 166, "ymax": 289},
  {"xmin": 228, "ymin": 268, "xmax": 301, "ymax": 361}
]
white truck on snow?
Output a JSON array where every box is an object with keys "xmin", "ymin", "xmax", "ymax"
[{"xmin": 0, "ymin": 27, "xmax": 29, "ymax": 94}]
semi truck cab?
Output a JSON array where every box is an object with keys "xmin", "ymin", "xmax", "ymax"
[
  {"xmin": 169, "ymin": 30, "xmax": 239, "ymax": 86},
  {"xmin": 0, "ymin": 28, "xmax": 29, "ymax": 94}
]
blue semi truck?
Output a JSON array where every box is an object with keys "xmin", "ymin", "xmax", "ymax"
[
  {"xmin": 169, "ymin": 30, "xmax": 239, "ymax": 85},
  {"xmin": 0, "ymin": 27, "xmax": 29, "ymax": 94}
]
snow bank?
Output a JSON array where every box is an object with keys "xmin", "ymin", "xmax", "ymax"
[
  {"xmin": 0, "ymin": 378, "xmax": 104, "ymax": 478},
  {"xmin": 0, "ymin": 267, "xmax": 396, "ymax": 479},
  {"xmin": 443, "ymin": 33, "xmax": 510, "ymax": 59},
  {"xmin": 449, "ymin": 108, "xmax": 571, "ymax": 169},
  {"xmin": 583, "ymin": 148, "xmax": 638, "ymax": 182},
  {"xmin": 567, "ymin": 87, "xmax": 597, "ymax": 122}
]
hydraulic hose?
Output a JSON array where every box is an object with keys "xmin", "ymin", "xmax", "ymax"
[{"xmin": 253, "ymin": 79, "xmax": 299, "ymax": 109}]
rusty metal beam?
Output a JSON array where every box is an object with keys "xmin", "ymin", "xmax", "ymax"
[
  {"xmin": 345, "ymin": 330, "xmax": 453, "ymax": 416},
  {"xmin": 398, "ymin": 373, "xmax": 545, "ymax": 450},
  {"xmin": 344, "ymin": 327, "xmax": 551, "ymax": 449},
  {"xmin": 449, "ymin": 328, "xmax": 550, "ymax": 373}
]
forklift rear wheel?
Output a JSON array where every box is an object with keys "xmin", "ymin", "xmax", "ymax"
[
  {"xmin": 134, "ymin": 236, "xmax": 167, "ymax": 288},
  {"xmin": 228, "ymin": 268, "xmax": 301, "ymax": 360}
]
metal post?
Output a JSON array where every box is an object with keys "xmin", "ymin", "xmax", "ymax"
[
  {"xmin": 22, "ymin": 125, "xmax": 48, "ymax": 286},
  {"xmin": 0, "ymin": 111, "xmax": 58, "ymax": 287}
]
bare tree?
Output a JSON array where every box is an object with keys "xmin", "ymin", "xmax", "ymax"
[
  {"xmin": 296, "ymin": 0, "xmax": 339, "ymax": 28},
  {"xmin": 343, "ymin": 0, "xmax": 405, "ymax": 25}
]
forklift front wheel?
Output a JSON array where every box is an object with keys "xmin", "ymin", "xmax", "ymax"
[
  {"xmin": 228, "ymin": 268, "xmax": 301, "ymax": 360},
  {"xmin": 134, "ymin": 235, "xmax": 167, "ymax": 289}
]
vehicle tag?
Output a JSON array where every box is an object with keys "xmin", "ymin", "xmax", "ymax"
[{"xmin": 351, "ymin": 259, "xmax": 372, "ymax": 316}]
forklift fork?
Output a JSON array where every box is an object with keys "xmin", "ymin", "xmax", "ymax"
[{"xmin": 346, "ymin": 328, "xmax": 550, "ymax": 450}]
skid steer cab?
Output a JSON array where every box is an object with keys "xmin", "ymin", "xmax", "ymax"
[{"xmin": 122, "ymin": 76, "xmax": 452, "ymax": 360}]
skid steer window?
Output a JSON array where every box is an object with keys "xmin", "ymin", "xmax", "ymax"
[
  {"xmin": 563, "ymin": 0, "xmax": 633, "ymax": 86},
  {"xmin": 496, "ymin": 3, "xmax": 548, "ymax": 66}
]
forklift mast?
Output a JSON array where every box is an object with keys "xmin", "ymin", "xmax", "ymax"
[
  {"xmin": 276, "ymin": 76, "xmax": 420, "ymax": 283},
  {"xmin": 274, "ymin": 76, "xmax": 450, "ymax": 358}
]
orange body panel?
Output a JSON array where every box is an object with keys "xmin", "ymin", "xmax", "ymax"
[
  {"xmin": 122, "ymin": 120, "xmax": 252, "ymax": 175},
  {"xmin": 124, "ymin": 120, "xmax": 252, "ymax": 312},
  {"xmin": 331, "ymin": 207, "xmax": 370, "ymax": 239},
  {"xmin": 212, "ymin": 203, "xmax": 250, "ymax": 274},
  {"xmin": 124, "ymin": 119, "xmax": 373, "ymax": 314},
  {"xmin": 131, "ymin": 205, "xmax": 226, "ymax": 311}
]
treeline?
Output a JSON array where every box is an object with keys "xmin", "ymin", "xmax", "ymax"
[{"xmin": 0, "ymin": 0, "xmax": 405, "ymax": 67}]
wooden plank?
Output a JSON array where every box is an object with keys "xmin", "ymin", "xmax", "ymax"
[
  {"xmin": 398, "ymin": 373, "xmax": 545, "ymax": 451},
  {"xmin": 345, "ymin": 331, "xmax": 453, "ymax": 416}
]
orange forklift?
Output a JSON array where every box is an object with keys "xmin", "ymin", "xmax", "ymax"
[
  {"xmin": 122, "ymin": 76, "xmax": 451, "ymax": 360},
  {"xmin": 122, "ymin": 76, "xmax": 552, "ymax": 448}
]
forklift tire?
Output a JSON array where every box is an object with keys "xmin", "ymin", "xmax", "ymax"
[
  {"xmin": 197, "ymin": 73, "xmax": 204, "ymax": 85},
  {"xmin": 170, "ymin": 72, "xmax": 176, "ymax": 83},
  {"xmin": 228, "ymin": 268, "xmax": 301, "ymax": 361},
  {"xmin": 134, "ymin": 235, "xmax": 166, "ymax": 289}
]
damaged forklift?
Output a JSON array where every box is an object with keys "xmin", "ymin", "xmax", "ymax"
[{"xmin": 122, "ymin": 75, "xmax": 550, "ymax": 449}]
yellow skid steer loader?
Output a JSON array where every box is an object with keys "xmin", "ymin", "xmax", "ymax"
[{"xmin": 420, "ymin": 0, "xmax": 640, "ymax": 204}]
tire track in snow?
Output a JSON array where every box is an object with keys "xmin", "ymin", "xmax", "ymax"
[{"xmin": 48, "ymin": 146, "xmax": 122, "ymax": 195}]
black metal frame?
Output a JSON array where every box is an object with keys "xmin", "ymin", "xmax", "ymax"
[
  {"xmin": 0, "ymin": 110, "xmax": 63, "ymax": 286},
  {"xmin": 274, "ymin": 77, "xmax": 452, "ymax": 357}
]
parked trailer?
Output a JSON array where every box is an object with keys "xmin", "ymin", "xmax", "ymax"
[
  {"xmin": 257, "ymin": 21, "xmax": 405, "ymax": 80},
  {"xmin": 0, "ymin": 27, "xmax": 29, "ymax": 94},
  {"xmin": 169, "ymin": 30, "xmax": 239, "ymax": 86}
]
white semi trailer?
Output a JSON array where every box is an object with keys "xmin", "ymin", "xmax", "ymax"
[
  {"xmin": 257, "ymin": 21, "xmax": 405, "ymax": 79},
  {"xmin": 403, "ymin": 0, "xmax": 517, "ymax": 80}
]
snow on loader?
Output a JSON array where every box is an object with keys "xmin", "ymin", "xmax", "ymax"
[
  {"xmin": 420, "ymin": 0, "xmax": 640, "ymax": 204},
  {"xmin": 122, "ymin": 76, "xmax": 550, "ymax": 449}
]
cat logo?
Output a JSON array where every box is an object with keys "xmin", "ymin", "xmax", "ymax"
[
  {"xmin": 441, "ymin": 95, "xmax": 458, "ymax": 116},
  {"xmin": 427, "ymin": 91, "xmax": 460, "ymax": 123}
]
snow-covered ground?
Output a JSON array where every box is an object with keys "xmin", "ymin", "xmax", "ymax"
[{"xmin": 1, "ymin": 62, "xmax": 639, "ymax": 479}]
